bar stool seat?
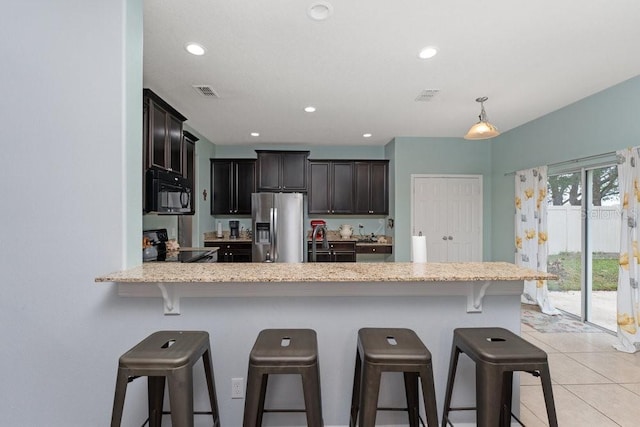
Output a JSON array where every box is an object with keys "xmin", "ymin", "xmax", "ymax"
[
  {"xmin": 441, "ymin": 327, "xmax": 557, "ymax": 427},
  {"xmin": 243, "ymin": 328, "xmax": 323, "ymax": 427},
  {"xmin": 350, "ymin": 328, "xmax": 438, "ymax": 427},
  {"xmin": 110, "ymin": 330, "xmax": 220, "ymax": 427}
]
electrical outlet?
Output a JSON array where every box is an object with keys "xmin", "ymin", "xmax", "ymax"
[{"xmin": 231, "ymin": 377, "xmax": 244, "ymax": 399}]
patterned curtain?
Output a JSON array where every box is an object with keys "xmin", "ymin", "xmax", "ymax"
[
  {"xmin": 614, "ymin": 148, "xmax": 640, "ymax": 353},
  {"xmin": 515, "ymin": 166, "xmax": 560, "ymax": 315}
]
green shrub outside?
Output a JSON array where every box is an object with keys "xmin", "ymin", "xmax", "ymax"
[{"xmin": 547, "ymin": 252, "xmax": 618, "ymax": 291}]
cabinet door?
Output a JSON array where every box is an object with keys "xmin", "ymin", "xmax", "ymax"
[
  {"xmin": 211, "ymin": 160, "xmax": 232, "ymax": 214},
  {"xmin": 256, "ymin": 152, "xmax": 281, "ymax": 191},
  {"xmin": 235, "ymin": 160, "xmax": 256, "ymax": 214},
  {"xmin": 333, "ymin": 251, "xmax": 356, "ymax": 262},
  {"xmin": 354, "ymin": 162, "xmax": 371, "ymax": 214},
  {"xmin": 168, "ymin": 116, "xmax": 183, "ymax": 174},
  {"xmin": 369, "ymin": 161, "xmax": 388, "ymax": 214},
  {"xmin": 281, "ymin": 152, "xmax": 308, "ymax": 191},
  {"xmin": 354, "ymin": 161, "xmax": 388, "ymax": 214},
  {"xmin": 227, "ymin": 243, "xmax": 252, "ymax": 262},
  {"xmin": 150, "ymin": 103, "xmax": 167, "ymax": 170},
  {"xmin": 331, "ymin": 162, "xmax": 354, "ymax": 214},
  {"xmin": 308, "ymin": 162, "xmax": 331, "ymax": 214}
]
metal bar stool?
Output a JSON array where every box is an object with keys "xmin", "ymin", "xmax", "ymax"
[
  {"xmin": 349, "ymin": 328, "xmax": 438, "ymax": 427},
  {"xmin": 441, "ymin": 327, "xmax": 557, "ymax": 427},
  {"xmin": 243, "ymin": 329, "xmax": 323, "ymax": 427},
  {"xmin": 110, "ymin": 330, "xmax": 221, "ymax": 427}
]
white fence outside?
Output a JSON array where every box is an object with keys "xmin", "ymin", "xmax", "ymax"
[{"xmin": 547, "ymin": 205, "xmax": 621, "ymax": 255}]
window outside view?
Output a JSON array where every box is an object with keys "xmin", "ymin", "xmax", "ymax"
[{"xmin": 546, "ymin": 166, "xmax": 620, "ymax": 331}]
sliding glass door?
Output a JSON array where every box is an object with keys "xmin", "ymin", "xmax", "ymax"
[{"xmin": 547, "ymin": 165, "xmax": 619, "ymax": 330}]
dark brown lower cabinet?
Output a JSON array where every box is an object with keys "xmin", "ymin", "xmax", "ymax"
[
  {"xmin": 307, "ymin": 241, "xmax": 356, "ymax": 262},
  {"xmin": 205, "ymin": 242, "xmax": 252, "ymax": 262}
]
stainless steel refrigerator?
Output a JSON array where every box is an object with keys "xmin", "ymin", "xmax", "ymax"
[{"xmin": 251, "ymin": 192, "xmax": 304, "ymax": 263}]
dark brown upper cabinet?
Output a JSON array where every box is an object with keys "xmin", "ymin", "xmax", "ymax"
[
  {"xmin": 256, "ymin": 150, "xmax": 309, "ymax": 192},
  {"xmin": 182, "ymin": 131, "xmax": 198, "ymax": 215},
  {"xmin": 308, "ymin": 161, "xmax": 354, "ymax": 214},
  {"xmin": 211, "ymin": 159, "xmax": 256, "ymax": 215},
  {"xmin": 143, "ymin": 88, "xmax": 187, "ymax": 174},
  {"xmin": 354, "ymin": 160, "xmax": 389, "ymax": 215}
]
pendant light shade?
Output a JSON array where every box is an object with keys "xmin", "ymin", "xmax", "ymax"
[{"xmin": 464, "ymin": 97, "xmax": 500, "ymax": 140}]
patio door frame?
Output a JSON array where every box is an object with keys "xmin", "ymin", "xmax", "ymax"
[{"xmin": 548, "ymin": 158, "xmax": 618, "ymax": 326}]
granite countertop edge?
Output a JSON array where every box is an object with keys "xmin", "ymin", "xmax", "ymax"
[{"xmin": 95, "ymin": 262, "xmax": 555, "ymax": 284}]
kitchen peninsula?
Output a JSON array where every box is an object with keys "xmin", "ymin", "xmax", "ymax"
[{"xmin": 96, "ymin": 262, "xmax": 552, "ymax": 425}]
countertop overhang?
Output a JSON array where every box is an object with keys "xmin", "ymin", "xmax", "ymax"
[
  {"xmin": 96, "ymin": 261, "xmax": 551, "ymax": 283},
  {"xmin": 96, "ymin": 262, "xmax": 553, "ymax": 315}
]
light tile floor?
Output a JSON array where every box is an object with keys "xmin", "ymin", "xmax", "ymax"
[{"xmin": 519, "ymin": 323, "xmax": 640, "ymax": 426}]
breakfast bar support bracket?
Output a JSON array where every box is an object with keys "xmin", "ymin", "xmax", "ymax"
[
  {"xmin": 466, "ymin": 280, "xmax": 492, "ymax": 313},
  {"xmin": 157, "ymin": 283, "xmax": 180, "ymax": 315}
]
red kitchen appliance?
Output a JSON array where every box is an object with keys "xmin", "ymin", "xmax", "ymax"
[{"xmin": 310, "ymin": 220, "xmax": 326, "ymax": 239}]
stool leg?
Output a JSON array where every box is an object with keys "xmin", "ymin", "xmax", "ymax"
[
  {"xmin": 359, "ymin": 363, "xmax": 381, "ymax": 427},
  {"xmin": 256, "ymin": 373, "xmax": 269, "ymax": 427},
  {"xmin": 167, "ymin": 366, "xmax": 194, "ymax": 427},
  {"xmin": 148, "ymin": 376, "xmax": 165, "ymax": 427},
  {"xmin": 243, "ymin": 368, "xmax": 265, "ymax": 427},
  {"xmin": 202, "ymin": 348, "xmax": 221, "ymax": 427},
  {"xmin": 499, "ymin": 371, "xmax": 512, "ymax": 427},
  {"xmin": 110, "ymin": 369, "xmax": 129, "ymax": 427},
  {"xmin": 349, "ymin": 352, "xmax": 362, "ymax": 427},
  {"xmin": 441, "ymin": 345, "xmax": 461, "ymax": 427},
  {"xmin": 404, "ymin": 372, "xmax": 420, "ymax": 427},
  {"xmin": 539, "ymin": 366, "xmax": 558, "ymax": 427},
  {"xmin": 476, "ymin": 363, "xmax": 501, "ymax": 427},
  {"xmin": 419, "ymin": 365, "xmax": 439, "ymax": 427},
  {"xmin": 301, "ymin": 365, "xmax": 324, "ymax": 427}
]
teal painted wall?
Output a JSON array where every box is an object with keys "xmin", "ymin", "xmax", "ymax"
[
  {"xmin": 214, "ymin": 143, "xmax": 385, "ymax": 159},
  {"xmin": 491, "ymin": 75, "xmax": 640, "ymax": 262},
  {"xmin": 388, "ymin": 137, "xmax": 493, "ymax": 261}
]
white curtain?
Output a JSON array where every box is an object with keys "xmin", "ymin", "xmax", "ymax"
[
  {"xmin": 614, "ymin": 148, "xmax": 640, "ymax": 353},
  {"xmin": 515, "ymin": 166, "xmax": 560, "ymax": 315}
]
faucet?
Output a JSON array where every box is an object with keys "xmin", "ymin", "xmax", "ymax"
[{"xmin": 311, "ymin": 225, "xmax": 329, "ymax": 262}]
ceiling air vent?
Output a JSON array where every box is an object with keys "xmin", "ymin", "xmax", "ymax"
[
  {"xmin": 415, "ymin": 89, "xmax": 440, "ymax": 102},
  {"xmin": 192, "ymin": 85, "xmax": 219, "ymax": 98}
]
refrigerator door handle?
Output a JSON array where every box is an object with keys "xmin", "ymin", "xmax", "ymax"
[{"xmin": 270, "ymin": 207, "xmax": 278, "ymax": 261}]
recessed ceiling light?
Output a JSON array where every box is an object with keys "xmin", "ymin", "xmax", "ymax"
[
  {"xmin": 418, "ymin": 46, "xmax": 438, "ymax": 59},
  {"xmin": 185, "ymin": 43, "xmax": 206, "ymax": 56},
  {"xmin": 363, "ymin": 133, "xmax": 372, "ymax": 138},
  {"xmin": 307, "ymin": 2, "xmax": 334, "ymax": 21},
  {"xmin": 304, "ymin": 106, "xmax": 316, "ymax": 113},
  {"xmin": 250, "ymin": 132, "xmax": 260, "ymax": 137}
]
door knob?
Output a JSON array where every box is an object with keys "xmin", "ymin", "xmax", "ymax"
[
  {"xmin": 448, "ymin": 236, "xmax": 453, "ymax": 240},
  {"xmin": 442, "ymin": 236, "xmax": 447, "ymax": 240}
]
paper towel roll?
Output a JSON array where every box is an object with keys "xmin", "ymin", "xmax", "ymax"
[{"xmin": 411, "ymin": 235, "xmax": 427, "ymax": 262}]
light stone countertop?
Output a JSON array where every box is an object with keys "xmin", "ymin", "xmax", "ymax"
[{"xmin": 95, "ymin": 261, "xmax": 554, "ymax": 284}]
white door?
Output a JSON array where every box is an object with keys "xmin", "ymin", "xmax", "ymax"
[{"xmin": 412, "ymin": 175, "xmax": 482, "ymax": 262}]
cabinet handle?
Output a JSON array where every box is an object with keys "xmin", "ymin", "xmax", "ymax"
[{"xmin": 372, "ymin": 248, "xmax": 376, "ymax": 252}]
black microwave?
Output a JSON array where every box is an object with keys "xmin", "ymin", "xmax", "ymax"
[{"xmin": 145, "ymin": 168, "xmax": 192, "ymax": 214}]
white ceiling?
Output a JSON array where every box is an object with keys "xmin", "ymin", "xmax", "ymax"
[{"xmin": 143, "ymin": 0, "xmax": 640, "ymax": 146}]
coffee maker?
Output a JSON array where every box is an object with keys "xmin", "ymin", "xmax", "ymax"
[{"xmin": 229, "ymin": 220, "xmax": 240, "ymax": 239}]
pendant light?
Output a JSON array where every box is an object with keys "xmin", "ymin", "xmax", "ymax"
[{"xmin": 464, "ymin": 96, "xmax": 500, "ymax": 140}]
